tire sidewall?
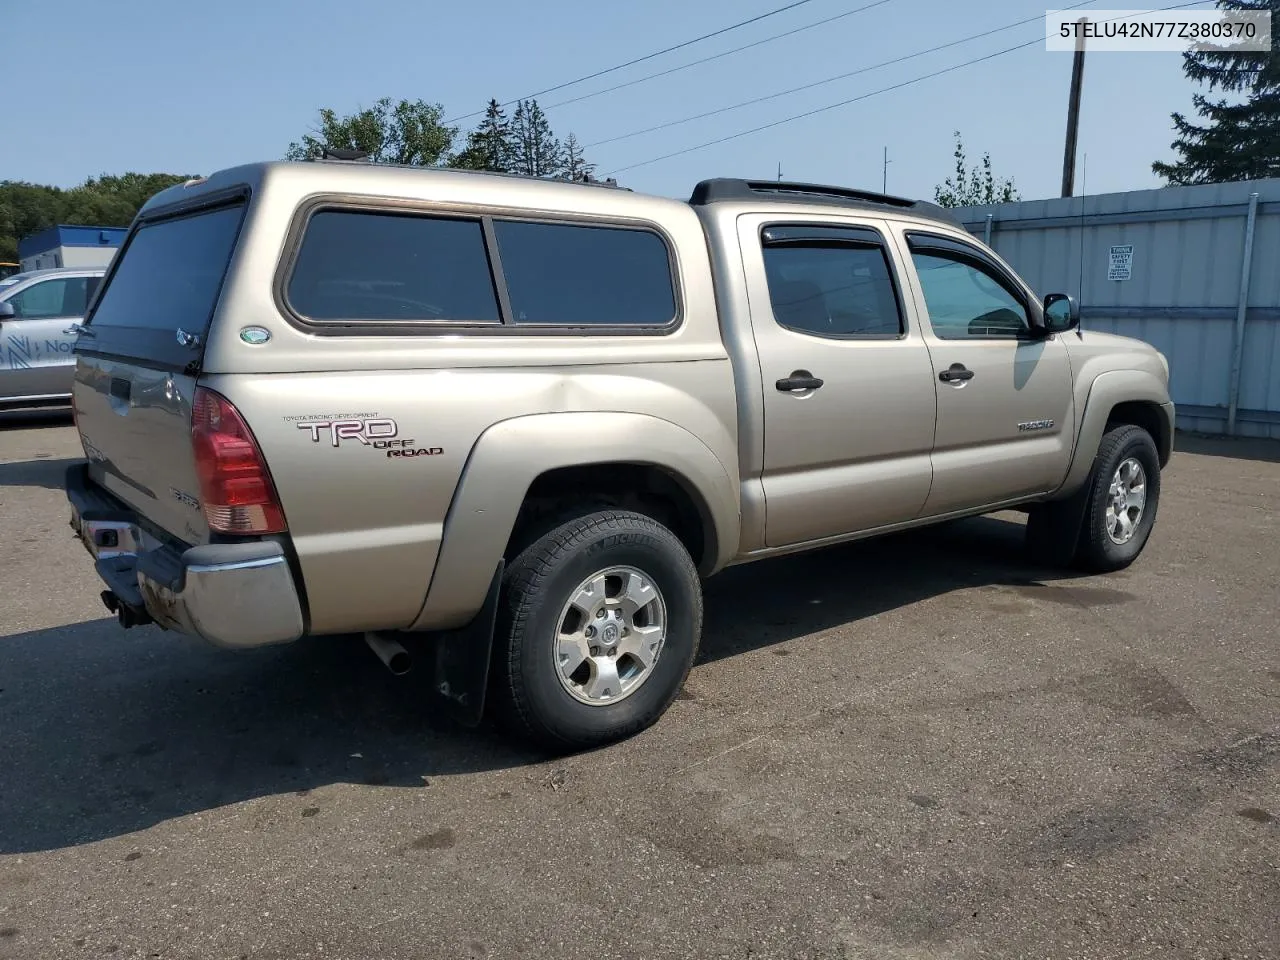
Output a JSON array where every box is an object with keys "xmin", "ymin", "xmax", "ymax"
[
  {"xmin": 1087, "ymin": 429, "xmax": 1161, "ymax": 567},
  {"xmin": 511, "ymin": 523, "xmax": 700, "ymax": 746}
]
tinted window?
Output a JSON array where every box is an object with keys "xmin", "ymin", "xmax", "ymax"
[
  {"xmin": 911, "ymin": 252, "xmax": 1029, "ymax": 339},
  {"xmin": 89, "ymin": 203, "xmax": 245, "ymax": 333},
  {"xmin": 494, "ymin": 220, "xmax": 676, "ymax": 326},
  {"xmin": 6, "ymin": 276, "xmax": 94, "ymax": 319},
  {"xmin": 289, "ymin": 211, "xmax": 500, "ymax": 323},
  {"xmin": 762, "ymin": 242, "xmax": 902, "ymax": 337}
]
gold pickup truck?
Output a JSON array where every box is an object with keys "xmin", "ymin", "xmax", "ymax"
[{"xmin": 64, "ymin": 162, "xmax": 1173, "ymax": 751}]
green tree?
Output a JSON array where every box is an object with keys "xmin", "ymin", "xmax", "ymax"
[
  {"xmin": 559, "ymin": 133, "xmax": 597, "ymax": 181},
  {"xmin": 286, "ymin": 98, "xmax": 457, "ymax": 166},
  {"xmin": 1152, "ymin": 1, "xmax": 1280, "ymax": 184},
  {"xmin": 448, "ymin": 99, "xmax": 513, "ymax": 172},
  {"xmin": 0, "ymin": 173, "xmax": 191, "ymax": 263},
  {"xmin": 0, "ymin": 183, "xmax": 64, "ymax": 261},
  {"xmin": 509, "ymin": 100, "xmax": 563, "ymax": 178},
  {"xmin": 933, "ymin": 132, "xmax": 1020, "ymax": 208}
]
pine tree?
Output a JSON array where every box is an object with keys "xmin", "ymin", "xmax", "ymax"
[
  {"xmin": 1152, "ymin": 1, "xmax": 1280, "ymax": 184},
  {"xmin": 559, "ymin": 133, "xmax": 597, "ymax": 181},
  {"xmin": 449, "ymin": 99, "xmax": 513, "ymax": 172},
  {"xmin": 509, "ymin": 100, "xmax": 563, "ymax": 178}
]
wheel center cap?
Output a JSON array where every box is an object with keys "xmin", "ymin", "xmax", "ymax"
[{"xmin": 601, "ymin": 622, "xmax": 620, "ymax": 647}]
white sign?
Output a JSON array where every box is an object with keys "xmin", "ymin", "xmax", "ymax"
[{"xmin": 1108, "ymin": 244, "xmax": 1134, "ymax": 281}]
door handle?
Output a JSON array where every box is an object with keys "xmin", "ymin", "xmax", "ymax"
[
  {"xmin": 938, "ymin": 363, "xmax": 974, "ymax": 384},
  {"xmin": 776, "ymin": 371, "xmax": 824, "ymax": 392}
]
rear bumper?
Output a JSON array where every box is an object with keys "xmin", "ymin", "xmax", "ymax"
[{"xmin": 66, "ymin": 464, "xmax": 304, "ymax": 649}]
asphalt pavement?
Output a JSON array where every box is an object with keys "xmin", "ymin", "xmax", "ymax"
[{"xmin": 1, "ymin": 410, "xmax": 1276, "ymax": 960}]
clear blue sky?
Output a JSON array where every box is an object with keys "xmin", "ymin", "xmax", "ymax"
[{"xmin": 5, "ymin": 0, "xmax": 1208, "ymax": 202}]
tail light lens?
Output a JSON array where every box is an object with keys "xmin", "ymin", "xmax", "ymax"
[{"xmin": 191, "ymin": 387, "xmax": 286, "ymax": 534}]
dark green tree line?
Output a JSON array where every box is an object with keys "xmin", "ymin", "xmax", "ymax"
[
  {"xmin": 2, "ymin": 94, "xmax": 602, "ymax": 261},
  {"xmin": 288, "ymin": 96, "xmax": 598, "ymax": 180},
  {"xmin": 0, "ymin": 173, "xmax": 193, "ymax": 263}
]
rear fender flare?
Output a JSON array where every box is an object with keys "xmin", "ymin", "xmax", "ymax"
[{"xmin": 410, "ymin": 412, "xmax": 739, "ymax": 632}]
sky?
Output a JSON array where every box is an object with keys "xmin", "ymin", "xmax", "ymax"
[{"xmin": 3, "ymin": 0, "xmax": 1212, "ymax": 203}]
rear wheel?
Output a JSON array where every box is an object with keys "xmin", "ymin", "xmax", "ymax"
[{"xmin": 495, "ymin": 510, "xmax": 702, "ymax": 751}]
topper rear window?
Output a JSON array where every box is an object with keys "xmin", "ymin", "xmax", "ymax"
[{"xmin": 88, "ymin": 202, "xmax": 245, "ymax": 335}]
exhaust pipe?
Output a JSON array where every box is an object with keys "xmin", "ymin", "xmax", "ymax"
[{"xmin": 364, "ymin": 632, "xmax": 412, "ymax": 676}]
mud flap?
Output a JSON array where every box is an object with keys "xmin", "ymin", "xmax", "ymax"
[
  {"xmin": 429, "ymin": 561, "xmax": 504, "ymax": 727},
  {"xmin": 1025, "ymin": 483, "xmax": 1092, "ymax": 568}
]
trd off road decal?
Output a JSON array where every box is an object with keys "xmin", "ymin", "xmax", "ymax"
[{"xmin": 286, "ymin": 414, "xmax": 442, "ymax": 459}]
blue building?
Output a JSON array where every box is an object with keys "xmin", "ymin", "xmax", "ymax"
[{"xmin": 18, "ymin": 224, "xmax": 128, "ymax": 272}]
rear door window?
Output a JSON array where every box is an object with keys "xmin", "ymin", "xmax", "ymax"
[
  {"xmin": 760, "ymin": 226, "xmax": 903, "ymax": 338},
  {"xmin": 493, "ymin": 220, "xmax": 676, "ymax": 327},
  {"xmin": 287, "ymin": 211, "xmax": 501, "ymax": 324}
]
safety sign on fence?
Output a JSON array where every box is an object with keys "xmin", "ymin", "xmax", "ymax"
[{"xmin": 1108, "ymin": 244, "xmax": 1134, "ymax": 281}]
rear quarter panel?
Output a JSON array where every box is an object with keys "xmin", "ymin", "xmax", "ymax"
[
  {"xmin": 198, "ymin": 164, "xmax": 739, "ymax": 635},
  {"xmin": 213, "ymin": 365, "xmax": 739, "ymax": 635}
]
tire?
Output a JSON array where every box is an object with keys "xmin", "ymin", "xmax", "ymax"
[
  {"xmin": 495, "ymin": 510, "xmax": 702, "ymax": 752},
  {"xmin": 1074, "ymin": 424, "xmax": 1162, "ymax": 573}
]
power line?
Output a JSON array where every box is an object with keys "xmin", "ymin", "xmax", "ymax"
[
  {"xmin": 444, "ymin": 0, "xmax": 822, "ymax": 124},
  {"xmin": 587, "ymin": 0, "xmax": 1096, "ymax": 149},
  {"xmin": 544, "ymin": 0, "xmax": 898, "ymax": 113},
  {"xmin": 606, "ymin": 0, "xmax": 1214, "ymax": 176},
  {"xmin": 607, "ymin": 40, "xmax": 1046, "ymax": 174}
]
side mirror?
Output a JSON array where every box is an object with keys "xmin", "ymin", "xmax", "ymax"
[
  {"xmin": 1042, "ymin": 293, "xmax": 1079, "ymax": 334},
  {"xmin": 0, "ymin": 301, "xmax": 15, "ymax": 320}
]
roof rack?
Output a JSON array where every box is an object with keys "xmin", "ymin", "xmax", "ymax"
[
  {"xmin": 688, "ymin": 178, "xmax": 960, "ymax": 225},
  {"xmin": 319, "ymin": 147, "xmax": 372, "ymax": 162}
]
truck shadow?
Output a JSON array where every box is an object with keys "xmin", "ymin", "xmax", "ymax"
[
  {"xmin": 699, "ymin": 514, "xmax": 1074, "ymax": 664},
  {"xmin": 0, "ymin": 515, "xmax": 1075, "ymax": 854},
  {"xmin": 0, "ymin": 456, "xmax": 81, "ymax": 490}
]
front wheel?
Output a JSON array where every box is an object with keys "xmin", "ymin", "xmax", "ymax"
[
  {"xmin": 1075, "ymin": 424, "xmax": 1162, "ymax": 572},
  {"xmin": 495, "ymin": 510, "xmax": 702, "ymax": 751}
]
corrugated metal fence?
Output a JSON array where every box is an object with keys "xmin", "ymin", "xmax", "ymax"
[{"xmin": 953, "ymin": 179, "xmax": 1280, "ymax": 438}]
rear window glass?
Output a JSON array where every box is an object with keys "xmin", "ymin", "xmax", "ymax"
[
  {"xmin": 89, "ymin": 203, "xmax": 244, "ymax": 332},
  {"xmin": 762, "ymin": 242, "xmax": 903, "ymax": 337},
  {"xmin": 493, "ymin": 220, "xmax": 676, "ymax": 326},
  {"xmin": 287, "ymin": 211, "xmax": 500, "ymax": 323}
]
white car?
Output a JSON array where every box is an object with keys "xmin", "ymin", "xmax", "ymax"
[{"xmin": 0, "ymin": 266, "xmax": 104, "ymax": 409}]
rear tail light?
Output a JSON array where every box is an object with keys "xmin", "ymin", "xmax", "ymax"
[{"xmin": 191, "ymin": 387, "xmax": 287, "ymax": 534}]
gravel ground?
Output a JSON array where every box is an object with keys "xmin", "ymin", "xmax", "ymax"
[{"xmin": 1, "ymin": 411, "xmax": 1276, "ymax": 960}]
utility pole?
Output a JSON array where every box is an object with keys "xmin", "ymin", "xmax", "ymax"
[
  {"xmin": 882, "ymin": 146, "xmax": 891, "ymax": 193},
  {"xmin": 777, "ymin": 161, "xmax": 783, "ymax": 182},
  {"xmin": 1061, "ymin": 17, "xmax": 1088, "ymax": 197}
]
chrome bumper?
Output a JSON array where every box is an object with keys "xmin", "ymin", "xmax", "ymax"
[{"xmin": 66, "ymin": 465, "xmax": 304, "ymax": 649}]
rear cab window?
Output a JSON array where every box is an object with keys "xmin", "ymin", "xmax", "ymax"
[
  {"xmin": 283, "ymin": 206, "xmax": 679, "ymax": 332},
  {"xmin": 84, "ymin": 197, "xmax": 247, "ymax": 367}
]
